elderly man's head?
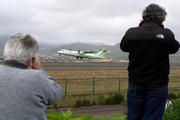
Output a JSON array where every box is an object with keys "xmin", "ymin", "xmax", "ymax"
[
  {"xmin": 142, "ymin": 3, "xmax": 167, "ymax": 24},
  {"xmin": 4, "ymin": 33, "xmax": 39, "ymax": 65}
]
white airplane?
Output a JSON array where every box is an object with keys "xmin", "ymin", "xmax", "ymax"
[{"xmin": 57, "ymin": 49, "xmax": 107, "ymax": 59}]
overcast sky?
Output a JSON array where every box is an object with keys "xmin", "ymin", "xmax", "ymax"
[{"xmin": 1, "ymin": 0, "xmax": 180, "ymax": 45}]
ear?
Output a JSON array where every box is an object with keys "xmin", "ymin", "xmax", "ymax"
[
  {"xmin": 139, "ymin": 19, "xmax": 144, "ymax": 26},
  {"xmin": 27, "ymin": 58, "xmax": 33, "ymax": 68},
  {"xmin": 161, "ymin": 20, "xmax": 165, "ymax": 24}
]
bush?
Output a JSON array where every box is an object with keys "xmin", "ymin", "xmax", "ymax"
[
  {"xmin": 47, "ymin": 109, "xmax": 93, "ymax": 120},
  {"xmin": 82, "ymin": 98, "xmax": 91, "ymax": 107},
  {"xmin": 87, "ymin": 100, "xmax": 91, "ymax": 106},
  {"xmin": 74, "ymin": 98, "xmax": 91, "ymax": 108},
  {"xmin": 53, "ymin": 103, "xmax": 58, "ymax": 109},
  {"xmin": 92, "ymin": 100, "xmax": 97, "ymax": 106},
  {"xmin": 106, "ymin": 97, "xmax": 116, "ymax": 105},
  {"xmin": 97, "ymin": 94, "xmax": 107, "ymax": 105},
  {"xmin": 178, "ymin": 93, "xmax": 180, "ymax": 98},
  {"xmin": 162, "ymin": 99, "xmax": 180, "ymax": 120},
  {"xmin": 168, "ymin": 93, "xmax": 178, "ymax": 100},
  {"xmin": 74, "ymin": 100, "xmax": 82, "ymax": 108},
  {"xmin": 121, "ymin": 101, "xmax": 127, "ymax": 120},
  {"xmin": 113, "ymin": 94, "xmax": 124, "ymax": 104},
  {"xmin": 82, "ymin": 99, "xmax": 88, "ymax": 106}
]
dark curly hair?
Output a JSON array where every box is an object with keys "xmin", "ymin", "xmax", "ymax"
[{"xmin": 142, "ymin": 3, "xmax": 167, "ymax": 23}]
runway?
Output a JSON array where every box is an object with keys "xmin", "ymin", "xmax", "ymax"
[
  {"xmin": 42, "ymin": 65, "xmax": 180, "ymax": 69},
  {"xmin": 42, "ymin": 65, "xmax": 128, "ymax": 69}
]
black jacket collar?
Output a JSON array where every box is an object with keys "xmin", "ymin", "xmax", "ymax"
[
  {"xmin": 2, "ymin": 61, "xmax": 28, "ymax": 69},
  {"xmin": 140, "ymin": 21, "xmax": 164, "ymax": 28}
]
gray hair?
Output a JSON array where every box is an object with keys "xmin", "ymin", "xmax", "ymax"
[
  {"xmin": 142, "ymin": 3, "xmax": 167, "ymax": 23},
  {"xmin": 4, "ymin": 33, "xmax": 39, "ymax": 65}
]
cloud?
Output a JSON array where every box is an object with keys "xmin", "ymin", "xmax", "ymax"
[{"xmin": 0, "ymin": 0, "xmax": 180, "ymax": 45}]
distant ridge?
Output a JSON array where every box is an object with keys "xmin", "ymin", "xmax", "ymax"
[
  {"xmin": 40, "ymin": 42, "xmax": 180, "ymax": 62},
  {"xmin": 0, "ymin": 35, "xmax": 12, "ymax": 49},
  {"xmin": 40, "ymin": 42, "xmax": 121, "ymax": 54},
  {"xmin": 0, "ymin": 36, "xmax": 179, "ymax": 62}
]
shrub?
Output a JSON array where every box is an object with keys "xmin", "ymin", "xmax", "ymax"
[
  {"xmin": 162, "ymin": 99, "xmax": 180, "ymax": 120},
  {"xmin": 113, "ymin": 94, "xmax": 124, "ymax": 104},
  {"xmin": 74, "ymin": 98, "xmax": 92, "ymax": 108},
  {"xmin": 82, "ymin": 98, "xmax": 91, "ymax": 107},
  {"xmin": 178, "ymin": 93, "xmax": 180, "ymax": 98},
  {"xmin": 47, "ymin": 109, "xmax": 93, "ymax": 120},
  {"xmin": 82, "ymin": 99, "xmax": 87, "ymax": 106},
  {"xmin": 106, "ymin": 97, "xmax": 116, "ymax": 105},
  {"xmin": 87, "ymin": 100, "xmax": 91, "ymax": 106},
  {"xmin": 92, "ymin": 100, "xmax": 97, "ymax": 106},
  {"xmin": 168, "ymin": 93, "xmax": 177, "ymax": 100},
  {"xmin": 97, "ymin": 94, "xmax": 107, "ymax": 105},
  {"xmin": 53, "ymin": 103, "xmax": 58, "ymax": 109},
  {"xmin": 121, "ymin": 101, "xmax": 127, "ymax": 120},
  {"xmin": 73, "ymin": 100, "xmax": 82, "ymax": 108}
]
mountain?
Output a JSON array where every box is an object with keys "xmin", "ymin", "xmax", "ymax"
[
  {"xmin": 40, "ymin": 42, "xmax": 121, "ymax": 55},
  {"xmin": 0, "ymin": 35, "xmax": 12, "ymax": 49},
  {"xmin": 0, "ymin": 36, "xmax": 179, "ymax": 62},
  {"xmin": 82, "ymin": 42, "xmax": 108, "ymax": 46},
  {"xmin": 100, "ymin": 42, "xmax": 120, "ymax": 51},
  {"xmin": 38, "ymin": 42, "xmax": 61, "ymax": 50},
  {"xmin": 53, "ymin": 42, "xmax": 120, "ymax": 51},
  {"xmin": 0, "ymin": 35, "xmax": 117, "ymax": 51},
  {"xmin": 39, "ymin": 42, "xmax": 130, "ymax": 60},
  {"xmin": 40, "ymin": 42, "xmax": 180, "ymax": 62}
]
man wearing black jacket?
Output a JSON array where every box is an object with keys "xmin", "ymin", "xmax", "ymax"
[{"xmin": 120, "ymin": 4, "xmax": 179, "ymax": 120}]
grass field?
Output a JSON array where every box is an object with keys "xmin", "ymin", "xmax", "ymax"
[
  {"xmin": 45, "ymin": 67, "xmax": 180, "ymax": 119},
  {"xmin": 44, "ymin": 68, "xmax": 180, "ymax": 95},
  {"xmin": 91, "ymin": 113, "xmax": 126, "ymax": 120},
  {"xmin": 45, "ymin": 69, "xmax": 128, "ymax": 95}
]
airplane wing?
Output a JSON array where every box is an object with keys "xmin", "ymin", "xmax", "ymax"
[{"xmin": 83, "ymin": 50, "xmax": 95, "ymax": 53}]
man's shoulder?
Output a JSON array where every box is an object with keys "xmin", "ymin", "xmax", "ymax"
[
  {"xmin": 28, "ymin": 69, "xmax": 49, "ymax": 78},
  {"xmin": 125, "ymin": 27, "xmax": 140, "ymax": 33},
  {"xmin": 126, "ymin": 26, "xmax": 174, "ymax": 34},
  {"xmin": 163, "ymin": 28, "xmax": 174, "ymax": 34},
  {"xmin": 22, "ymin": 69, "xmax": 52, "ymax": 87},
  {"xmin": 127, "ymin": 27, "xmax": 139, "ymax": 31}
]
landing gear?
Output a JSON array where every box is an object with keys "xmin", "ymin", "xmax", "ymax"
[{"xmin": 76, "ymin": 57, "xmax": 83, "ymax": 60}]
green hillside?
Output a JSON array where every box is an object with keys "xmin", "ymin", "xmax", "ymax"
[{"xmin": 105, "ymin": 51, "xmax": 128, "ymax": 60}]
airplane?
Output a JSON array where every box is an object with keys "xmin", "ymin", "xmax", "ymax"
[{"xmin": 57, "ymin": 48, "xmax": 107, "ymax": 59}]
